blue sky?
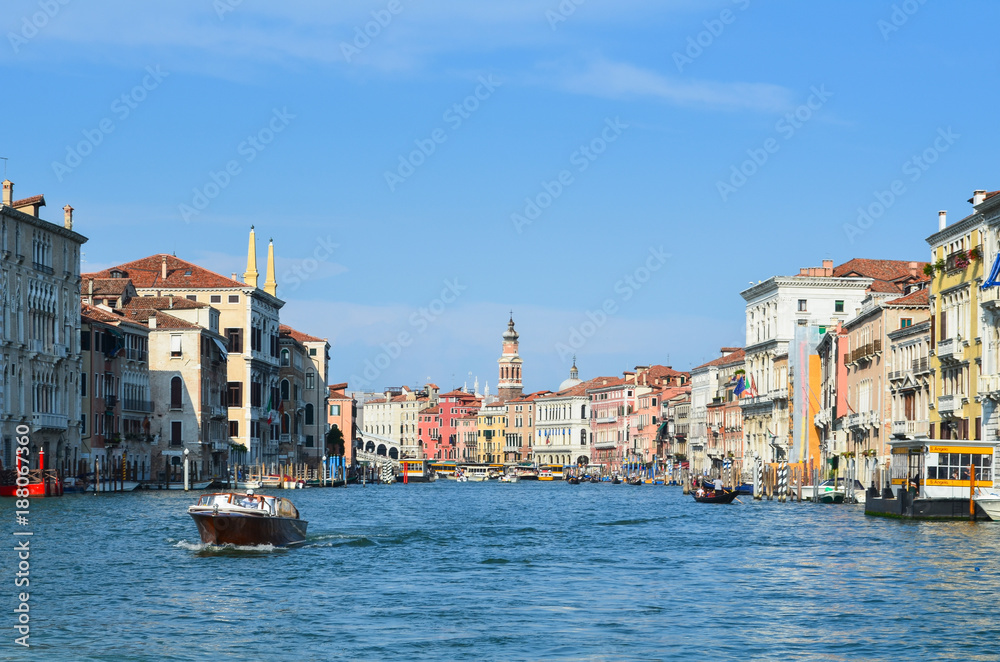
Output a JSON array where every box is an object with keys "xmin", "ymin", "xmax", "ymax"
[{"xmin": 2, "ymin": 0, "xmax": 997, "ymax": 393}]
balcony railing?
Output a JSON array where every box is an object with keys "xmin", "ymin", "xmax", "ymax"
[
  {"xmin": 32, "ymin": 262, "xmax": 54, "ymax": 275},
  {"xmin": 892, "ymin": 419, "xmax": 929, "ymax": 437},
  {"xmin": 980, "ymin": 375, "xmax": 1000, "ymax": 398},
  {"xmin": 53, "ymin": 343, "xmax": 68, "ymax": 358},
  {"xmin": 594, "ymin": 416, "xmax": 617, "ymax": 424},
  {"xmin": 104, "ymin": 395, "xmax": 118, "ymax": 409},
  {"xmin": 126, "ymin": 348, "xmax": 148, "ymax": 362},
  {"xmin": 33, "ymin": 413, "xmax": 68, "ymax": 430},
  {"xmin": 936, "ymin": 337, "xmax": 961, "ymax": 362},
  {"xmin": 912, "ymin": 357, "xmax": 930, "ymax": 373},
  {"xmin": 211, "ymin": 440, "xmax": 230, "ymax": 452},
  {"xmin": 946, "ymin": 245, "xmax": 979, "ymax": 272},
  {"xmin": 123, "ymin": 398, "xmax": 153, "ymax": 413},
  {"xmin": 28, "ymin": 339, "xmax": 44, "ymax": 353},
  {"xmin": 937, "ymin": 394, "xmax": 961, "ymax": 415},
  {"xmin": 849, "ymin": 340, "xmax": 883, "ymax": 363},
  {"xmin": 210, "ymin": 405, "xmax": 228, "ymax": 418}
]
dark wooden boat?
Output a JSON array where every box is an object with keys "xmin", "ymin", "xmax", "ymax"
[
  {"xmin": 627, "ymin": 476, "xmax": 643, "ymax": 486},
  {"xmin": 692, "ymin": 489, "xmax": 739, "ymax": 504},
  {"xmin": 567, "ymin": 476, "xmax": 580, "ymax": 484},
  {"xmin": 188, "ymin": 492, "xmax": 308, "ymax": 547},
  {"xmin": 611, "ymin": 476, "xmax": 622, "ymax": 484}
]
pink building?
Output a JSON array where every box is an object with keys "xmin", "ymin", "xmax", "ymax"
[
  {"xmin": 327, "ymin": 382, "xmax": 353, "ymax": 465},
  {"xmin": 588, "ymin": 377, "xmax": 627, "ymax": 470}
]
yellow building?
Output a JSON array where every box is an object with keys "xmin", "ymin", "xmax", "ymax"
[
  {"xmin": 927, "ymin": 208, "xmax": 985, "ymax": 442},
  {"xmin": 477, "ymin": 402, "xmax": 506, "ymax": 464}
]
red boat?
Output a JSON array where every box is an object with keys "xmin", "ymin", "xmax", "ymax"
[
  {"xmin": 188, "ymin": 492, "xmax": 308, "ymax": 547},
  {"xmin": 0, "ymin": 448, "xmax": 63, "ymax": 497}
]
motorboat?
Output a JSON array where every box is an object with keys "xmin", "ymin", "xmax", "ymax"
[
  {"xmin": 974, "ymin": 488, "xmax": 1000, "ymax": 521},
  {"xmin": 498, "ymin": 473, "xmax": 519, "ymax": 483},
  {"xmin": 692, "ymin": 489, "xmax": 739, "ymax": 504},
  {"xmin": 188, "ymin": 492, "xmax": 308, "ymax": 547}
]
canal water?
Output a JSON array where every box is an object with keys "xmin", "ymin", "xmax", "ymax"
[{"xmin": 7, "ymin": 482, "xmax": 1000, "ymax": 661}]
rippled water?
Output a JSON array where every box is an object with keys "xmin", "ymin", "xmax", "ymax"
[{"xmin": 7, "ymin": 482, "xmax": 1000, "ymax": 661}]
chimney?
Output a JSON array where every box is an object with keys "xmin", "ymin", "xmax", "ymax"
[
  {"xmin": 938, "ymin": 210, "xmax": 947, "ymax": 231},
  {"xmin": 169, "ymin": 296, "xmax": 174, "ymax": 309},
  {"xmin": 87, "ymin": 278, "xmax": 93, "ymax": 296},
  {"xmin": 973, "ymin": 190, "xmax": 987, "ymax": 206},
  {"xmin": 148, "ymin": 314, "xmax": 157, "ymax": 329},
  {"xmin": 1, "ymin": 180, "xmax": 12, "ymax": 206},
  {"xmin": 908, "ymin": 261, "xmax": 918, "ymax": 277},
  {"xmin": 822, "ymin": 259, "xmax": 833, "ymax": 276},
  {"xmin": 161, "ymin": 255, "xmax": 168, "ymax": 280},
  {"xmin": 231, "ymin": 273, "xmax": 239, "ymax": 281},
  {"xmin": 63, "ymin": 205, "xmax": 74, "ymax": 230}
]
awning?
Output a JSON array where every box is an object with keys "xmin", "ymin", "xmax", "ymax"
[{"xmin": 212, "ymin": 337, "xmax": 228, "ymax": 360}]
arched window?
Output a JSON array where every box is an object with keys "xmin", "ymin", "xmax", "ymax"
[
  {"xmin": 281, "ymin": 413, "xmax": 290, "ymax": 435},
  {"xmin": 280, "ymin": 379, "xmax": 290, "ymax": 401},
  {"xmin": 305, "ymin": 403, "xmax": 314, "ymax": 426},
  {"xmin": 170, "ymin": 376, "xmax": 182, "ymax": 409},
  {"xmin": 280, "ymin": 348, "xmax": 290, "ymax": 367}
]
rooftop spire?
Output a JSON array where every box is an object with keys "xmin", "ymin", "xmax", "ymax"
[
  {"xmin": 263, "ymin": 238, "xmax": 277, "ymax": 296},
  {"xmin": 243, "ymin": 226, "xmax": 259, "ymax": 288}
]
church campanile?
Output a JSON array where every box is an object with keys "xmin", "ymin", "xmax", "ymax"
[{"xmin": 497, "ymin": 315, "xmax": 523, "ymax": 402}]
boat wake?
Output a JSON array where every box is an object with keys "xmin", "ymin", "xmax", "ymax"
[
  {"xmin": 172, "ymin": 539, "xmax": 280, "ymax": 555},
  {"xmin": 596, "ymin": 517, "xmax": 661, "ymax": 527},
  {"xmin": 306, "ymin": 535, "xmax": 378, "ymax": 548}
]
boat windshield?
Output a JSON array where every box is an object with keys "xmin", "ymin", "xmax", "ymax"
[{"xmin": 197, "ymin": 494, "xmax": 233, "ymax": 507}]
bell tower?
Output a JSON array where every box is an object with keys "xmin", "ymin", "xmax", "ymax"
[{"xmin": 497, "ymin": 314, "xmax": 523, "ymax": 402}]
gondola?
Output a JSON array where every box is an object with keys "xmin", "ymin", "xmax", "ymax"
[
  {"xmin": 627, "ymin": 476, "xmax": 643, "ymax": 486},
  {"xmin": 567, "ymin": 476, "xmax": 580, "ymax": 485},
  {"xmin": 692, "ymin": 489, "xmax": 739, "ymax": 504},
  {"xmin": 611, "ymin": 476, "xmax": 622, "ymax": 484}
]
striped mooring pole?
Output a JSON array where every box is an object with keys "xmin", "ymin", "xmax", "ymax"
[
  {"xmin": 778, "ymin": 461, "xmax": 788, "ymax": 502},
  {"xmin": 755, "ymin": 460, "xmax": 763, "ymax": 500}
]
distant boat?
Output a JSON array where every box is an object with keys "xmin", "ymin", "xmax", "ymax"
[
  {"xmin": 974, "ymin": 489, "xmax": 1000, "ymax": 520},
  {"xmin": 692, "ymin": 489, "xmax": 739, "ymax": 504},
  {"xmin": 188, "ymin": 492, "xmax": 307, "ymax": 547},
  {"xmin": 152, "ymin": 480, "xmax": 212, "ymax": 491}
]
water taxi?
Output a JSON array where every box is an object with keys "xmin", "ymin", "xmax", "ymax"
[
  {"xmin": 865, "ymin": 439, "xmax": 997, "ymax": 520},
  {"xmin": 537, "ymin": 464, "xmax": 565, "ymax": 481},
  {"xmin": 188, "ymin": 491, "xmax": 308, "ymax": 547},
  {"xmin": 429, "ymin": 461, "xmax": 457, "ymax": 479},
  {"xmin": 400, "ymin": 459, "xmax": 437, "ymax": 483}
]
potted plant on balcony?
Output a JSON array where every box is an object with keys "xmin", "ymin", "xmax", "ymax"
[
  {"xmin": 923, "ymin": 263, "xmax": 934, "ymax": 277},
  {"xmin": 971, "ymin": 246, "xmax": 983, "ymax": 261},
  {"xmin": 953, "ymin": 251, "xmax": 970, "ymax": 270}
]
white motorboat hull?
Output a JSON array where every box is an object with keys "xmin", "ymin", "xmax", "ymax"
[{"xmin": 974, "ymin": 489, "xmax": 1000, "ymax": 521}]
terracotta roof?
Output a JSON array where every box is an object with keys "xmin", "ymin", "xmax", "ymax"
[
  {"xmin": 868, "ymin": 279, "xmax": 902, "ymax": 293},
  {"xmin": 832, "ymin": 259, "xmax": 929, "ymax": 293},
  {"xmin": 80, "ymin": 303, "xmax": 147, "ymax": 331},
  {"xmin": 439, "ymin": 389, "xmax": 479, "ymax": 400},
  {"xmin": 693, "ymin": 348, "xmax": 746, "ymax": 371},
  {"xmin": 884, "ymin": 288, "xmax": 929, "ymax": 307},
  {"xmin": 123, "ymin": 296, "xmax": 206, "ymax": 311},
  {"xmin": 87, "ymin": 254, "xmax": 248, "ymax": 290},
  {"xmin": 542, "ymin": 376, "xmax": 621, "ymax": 398},
  {"xmin": 279, "ymin": 324, "xmax": 326, "ymax": 344},
  {"xmin": 420, "ymin": 406, "xmax": 440, "ymax": 415},
  {"xmin": 84, "ymin": 277, "xmax": 134, "ymax": 296},
  {"xmin": 147, "ymin": 311, "xmax": 201, "ymax": 330},
  {"xmin": 12, "ymin": 195, "xmax": 45, "ymax": 208}
]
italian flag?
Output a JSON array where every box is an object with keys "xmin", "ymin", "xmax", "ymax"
[{"xmin": 266, "ymin": 393, "xmax": 274, "ymax": 425}]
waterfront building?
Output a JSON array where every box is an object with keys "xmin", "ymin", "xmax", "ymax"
[
  {"xmin": 0, "ymin": 181, "xmax": 87, "ymax": 474},
  {"xmin": 973, "ymin": 190, "xmax": 1000, "ymax": 448},
  {"xmin": 278, "ymin": 325, "xmax": 330, "ymax": 467},
  {"xmin": 927, "ymin": 200, "xmax": 987, "ymax": 443},
  {"xmin": 361, "ymin": 384, "xmax": 438, "ymax": 457},
  {"xmin": 658, "ymin": 389, "xmax": 691, "ymax": 470},
  {"xmin": 477, "ymin": 401, "xmax": 506, "ymax": 463},
  {"xmin": 79, "ymin": 303, "xmax": 151, "ymax": 480},
  {"xmin": 815, "ymin": 323, "xmax": 850, "ymax": 467},
  {"xmin": 434, "ymin": 388, "xmax": 480, "ymax": 460},
  {"xmin": 87, "ymin": 227, "xmax": 283, "ymax": 467},
  {"xmin": 326, "ymin": 382, "xmax": 354, "ymax": 465},
  {"xmin": 497, "ymin": 316, "xmax": 523, "ymax": 402},
  {"xmin": 417, "ymin": 405, "xmax": 441, "ymax": 459},
  {"xmin": 587, "ymin": 377, "xmax": 628, "ymax": 471},
  {"xmin": 887, "ymin": 309, "xmax": 932, "ymax": 444},
  {"xmin": 691, "ymin": 349, "xmax": 743, "ymax": 474},
  {"xmin": 741, "ymin": 258, "xmax": 927, "ymax": 465},
  {"xmin": 122, "ymin": 296, "xmax": 229, "ymax": 481},
  {"xmin": 533, "ymin": 372, "xmax": 605, "ymax": 468},
  {"xmin": 630, "ymin": 385, "xmax": 664, "ymax": 466},
  {"xmin": 456, "ymin": 412, "xmax": 479, "ymax": 462},
  {"xmin": 504, "ymin": 391, "xmax": 548, "ymax": 463},
  {"xmin": 843, "ymin": 284, "xmax": 930, "ymax": 481}
]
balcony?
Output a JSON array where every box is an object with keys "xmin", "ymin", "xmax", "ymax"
[
  {"xmin": 211, "ymin": 440, "xmax": 230, "ymax": 452},
  {"xmin": 123, "ymin": 398, "xmax": 153, "ymax": 413},
  {"xmin": 53, "ymin": 343, "xmax": 68, "ymax": 358},
  {"xmin": 28, "ymin": 339, "xmax": 44, "ymax": 354},
  {"xmin": 105, "ymin": 394, "xmax": 118, "ymax": 409},
  {"xmin": 847, "ymin": 413, "xmax": 862, "ymax": 429},
  {"xmin": 33, "ymin": 413, "xmax": 68, "ymax": 430},
  {"xmin": 594, "ymin": 416, "xmax": 617, "ymax": 424},
  {"xmin": 210, "ymin": 405, "xmax": 228, "ymax": 418},
  {"xmin": 32, "ymin": 261, "xmax": 54, "ymax": 275},
  {"xmin": 936, "ymin": 337, "xmax": 961, "ymax": 362},
  {"xmin": 849, "ymin": 340, "xmax": 882, "ymax": 364},
  {"xmin": 126, "ymin": 348, "xmax": 148, "ymax": 362},
  {"xmin": 594, "ymin": 440, "xmax": 618, "ymax": 450},
  {"xmin": 892, "ymin": 419, "xmax": 929, "ymax": 437},
  {"xmin": 768, "ymin": 388, "xmax": 787, "ymax": 401},
  {"xmin": 937, "ymin": 394, "xmax": 962, "ymax": 415}
]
